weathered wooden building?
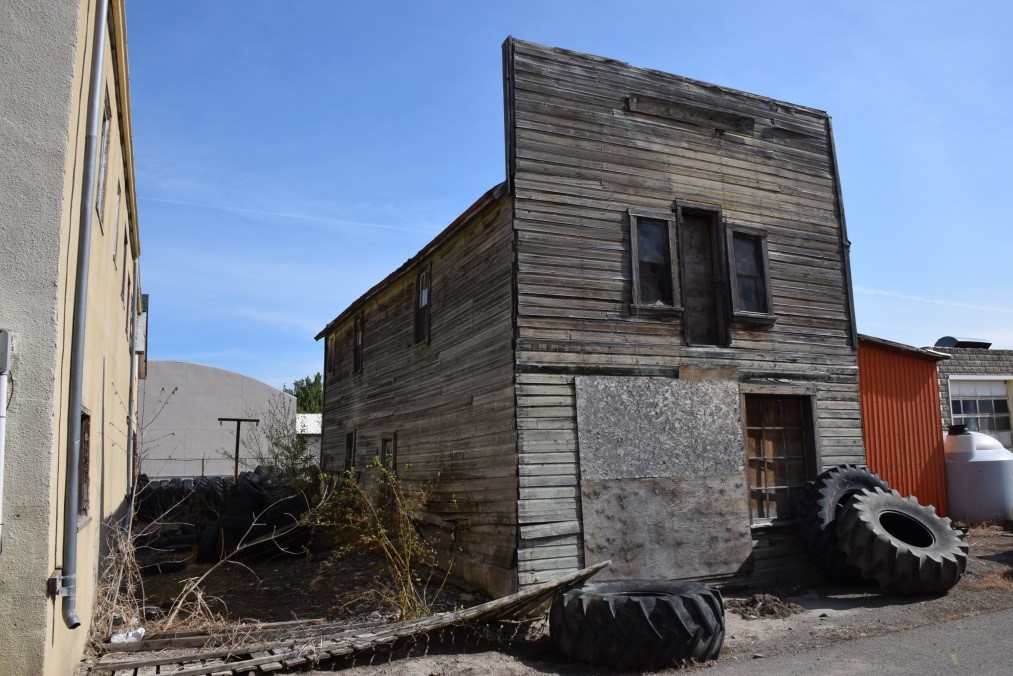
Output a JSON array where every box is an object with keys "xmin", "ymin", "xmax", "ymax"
[{"xmin": 316, "ymin": 38, "xmax": 865, "ymax": 596}]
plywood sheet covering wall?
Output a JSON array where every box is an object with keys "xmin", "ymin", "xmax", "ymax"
[
  {"xmin": 576, "ymin": 377, "xmax": 753, "ymax": 580},
  {"xmin": 320, "ymin": 195, "xmax": 518, "ymax": 596},
  {"xmin": 506, "ymin": 39, "xmax": 865, "ymax": 585},
  {"xmin": 859, "ymin": 340, "xmax": 948, "ymax": 515}
]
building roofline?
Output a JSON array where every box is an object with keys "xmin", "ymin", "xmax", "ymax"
[
  {"xmin": 858, "ymin": 334, "xmax": 950, "ymax": 362},
  {"xmin": 504, "ymin": 36, "xmax": 831, "ymax": 119},
  {"xmin": 111, "ymin": 0, "xmax": 140, "ymax": 258},
  {"xmin": 314, "ymin": 181, "xmax": 508, "ymax": 340}
]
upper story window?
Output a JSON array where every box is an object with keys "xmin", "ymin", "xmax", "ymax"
[
  {"xmin": 111, "ymin": 183, "xmax": 121, "ymax": 265},
  {"xmin": 727, "ymin": 228, "xmax": 774, "ymax": 323},
  {"xmin": 325, "ymin": 333, "xmax": 337, "ymax": 377},
  {"xmin": 353, "ymin": 314, "xmax": 363, "ymax": 374},
  {"xmin": 629, "ymin": 210, "xmax": 680, "ymax": 312},
  {"xmin": 96, "ymin": 94, "xmax": 112, "ymax": 227},
  {"xmin": 629, "ymin": 202, "xmax": 776, "ymax": 344},
  {"xmin": 414, "ymin": 268, "xmax": 431, "ymax": 344}
]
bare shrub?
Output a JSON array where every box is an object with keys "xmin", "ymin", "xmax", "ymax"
[{"xmin": 333, "ymin": 457, "xmax": 450, "ymax": 620}]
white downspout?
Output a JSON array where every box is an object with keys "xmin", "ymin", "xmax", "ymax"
[{"xmin": 61, "ymin": 0, "xmax": 110, "ymax": 630}]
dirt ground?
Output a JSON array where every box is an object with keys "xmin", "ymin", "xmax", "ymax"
[{"xmin": 130, "ymin": 522, "xmax": 1013, "ymax": 674}]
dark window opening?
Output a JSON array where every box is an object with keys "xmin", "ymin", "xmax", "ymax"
[
  {"xmin": 744, "ymin": 395, "xmax": 816, "ymax": 524},
  {"xmin": 352, "ymin": 315, "xmax": 363, "ymax": 374},
  {"xmin": 679, "ymin": 208, "xmax": 726, "ymax": 345},
  {"xmin": 325, "ymin": 334, "xmax": 337, "ymax": 377},
  {"xmin": 79, "ymin": 412, "xmax": 91, "ymax": 516},
  {"xmin": 414, "ymin": 269, "xmax": 431, "ymax": 344},
  {"xmin": 728, "ymin": 228, "xmax": 774, "ymax": 322},
  {"xmin": 381, "ymin": 434, "xmax": 398, "ymax": 476},
  {"xmin": 344, "ymin": 431, "xmax": 356, "ymax": 472},
  {"xmin": 630, "ymin": 212, "xmax": 680, "ymax": 311}
]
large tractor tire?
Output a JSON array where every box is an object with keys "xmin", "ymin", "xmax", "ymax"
[
  {"xmin": 550, "ymin": 580, "xmax": 724, "ymax": 670},
  {"xmin": 836, "ymin": 488, "xmax": 969, "ymax": 595},
  {"xmin": 798, "ymin": 465, "xmax": 890, "ymax": 583}
]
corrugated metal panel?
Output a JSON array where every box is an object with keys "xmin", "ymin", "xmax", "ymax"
[{"xmin": 858, "ymin": 340, "xmax": 948, "ymax": 515}]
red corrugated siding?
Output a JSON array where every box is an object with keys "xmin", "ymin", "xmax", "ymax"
[{"xmin": 858, "ymin": 341, "xmax": 948, "ymax": 515}]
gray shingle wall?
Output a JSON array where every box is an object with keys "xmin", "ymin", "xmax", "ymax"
[{"xmin": 933, "ymin": 347, "xmax": 1013, "ymax": 424}]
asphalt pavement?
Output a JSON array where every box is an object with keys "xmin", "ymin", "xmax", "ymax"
[{"xmin": 707, "ymin": 607, "xmax": 1013, "ymax": 674}]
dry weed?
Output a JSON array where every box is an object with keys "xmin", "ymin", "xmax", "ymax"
[{"xmin": 964, "ymin": 568, "xmax": 1013, "ymax": 592}]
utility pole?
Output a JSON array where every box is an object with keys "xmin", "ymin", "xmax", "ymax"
[{"xmin": 218, "ymin": 417, "xmax": 259, "ymax": 483}]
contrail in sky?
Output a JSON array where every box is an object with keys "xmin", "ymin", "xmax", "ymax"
[
  {"xmin": 139, "ymin": 196, "xmax": 436, "ymax": 234},
  {"xmin": 855, "ymin": 286, "xmax": 1013, "ymax": 315}
]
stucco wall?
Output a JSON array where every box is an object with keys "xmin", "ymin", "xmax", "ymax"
[
  {"xmin": 0, "ymin": 1, "xmax": 86, "ymax": 673},
  {"xmin": 138, "ymin": 361, "xmax": 296, "ymax": 477},
  {"xmin": 1, "ymin": 1, "xmax": 140, "ymax": 673}
]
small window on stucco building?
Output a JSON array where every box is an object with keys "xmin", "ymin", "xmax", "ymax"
[{"xmin": 79, "ymin": 412, "xmax": 91, "ymax": 516}]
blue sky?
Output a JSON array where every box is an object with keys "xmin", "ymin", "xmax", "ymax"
[{"xmin": 126, "ymin": 1, "xmax": 1013, "ymax": 388}]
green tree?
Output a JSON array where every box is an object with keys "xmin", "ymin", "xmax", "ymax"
[{"xmin": 284, "ymin": 372, "xmax": 323, "ymax": 413}]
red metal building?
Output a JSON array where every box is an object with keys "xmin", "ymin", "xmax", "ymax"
[{"xmin": 857, "ymin": 335, "xmax": 949, "ymax": 515}]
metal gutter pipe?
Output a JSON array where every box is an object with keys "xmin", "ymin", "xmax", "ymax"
[{"xmin": 62, "ymin": 0, "xmax": 110, "ymax": 630}]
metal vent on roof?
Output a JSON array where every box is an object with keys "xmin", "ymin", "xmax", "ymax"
[{"xmin": 934, "ymin": 336, "xmax": 992, "ymax": 349}]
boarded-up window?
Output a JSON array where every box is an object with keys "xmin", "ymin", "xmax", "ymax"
[
  {"xmin": 630, "ymin": 213, "xmax": 679, "ymax": 308},
  {"xmin": 679, "ymin": 208, "xmax": 726, "ymax": 345},
  {"xmin": 729, "ymin": 231, "xmax": 771, "ymax": 315},
  {"xmin": 414, "ymin": 269, "xmax": 431, "ymax": 344},
  {"xmin": 353, "ymin": 315, "xmax": 363, "ymax": 374},
  {"xmin": 744, "ymin": 395, "xmax": 816, "ymax": 523}
]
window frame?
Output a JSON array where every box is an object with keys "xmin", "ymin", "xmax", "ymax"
[
  {"xmin": 325, "ymin": 333, "xmax": 337, "ymax": 378},
  {"xmin": 79, "ymin": 411, "xmax": 91, "ymax": 516},
  {"xmin": 413, "ymin": 266, "xmax": 431, "ymax": 345},
  {"xmin": 344, "ymin": 430, "xmax": 356, "ymax": 472},
  {"xmin": 628, "ymin": 208, "xmax": 682, "ymax": 315},
  {"xmin": 380, "ymin": 433, "xmax": 398, "ymax": 476},
  {"xmin": 725, "ymin": 225, "xmax": 776, "ymax": 326},
  {"xmin": 675, "ymin": 200, "xmax": 729, "ymax": 346},
  {"xmin": 95, "ymin": 94, "xmax": 112, "ymax": 228},
  {"xmin": 741, "ymin": 391, "xmax": 818, "ymax": 526},
  {"xmin": 352, "ymin": 314, "xmax": 363, "ymax": 375}
]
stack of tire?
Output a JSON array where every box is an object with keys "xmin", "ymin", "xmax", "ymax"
[
  {"xmin": 797, "ymin": 465, "xmax": 969, "ymax": 595},
  {"xmin": 549, "ymin": 580, "xmax": 725, "ymax": 670},
  {"xmin": 195, "ymin": 466, "xmax": 309, "ymax": 563}
]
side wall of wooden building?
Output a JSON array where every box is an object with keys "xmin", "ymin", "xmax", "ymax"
[
  {"xmin": 319, "ymin": 190, "xmax": 519, "ymax": 596},
  {"xmin": 504, "ymin": 39, "xmax": 865, "ymax": 586}
]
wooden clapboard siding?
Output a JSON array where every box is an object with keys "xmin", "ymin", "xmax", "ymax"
[
  {"xmin": 505, "ymin": 39, "xmax": 864, "ymax": 585},
  {"xmin": 318, "ymin": 188, "xmax": 519, "ymax": 596}
]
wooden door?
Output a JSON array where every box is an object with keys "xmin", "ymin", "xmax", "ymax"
[{"xmin": 681, "ymin": 212, "xmax": 724, "ymax": 345}]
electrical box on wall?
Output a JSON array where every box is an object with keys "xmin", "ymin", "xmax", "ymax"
[{"xmin": 0, "ymin": 329, "xmax": 11, "ymax": 372}]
